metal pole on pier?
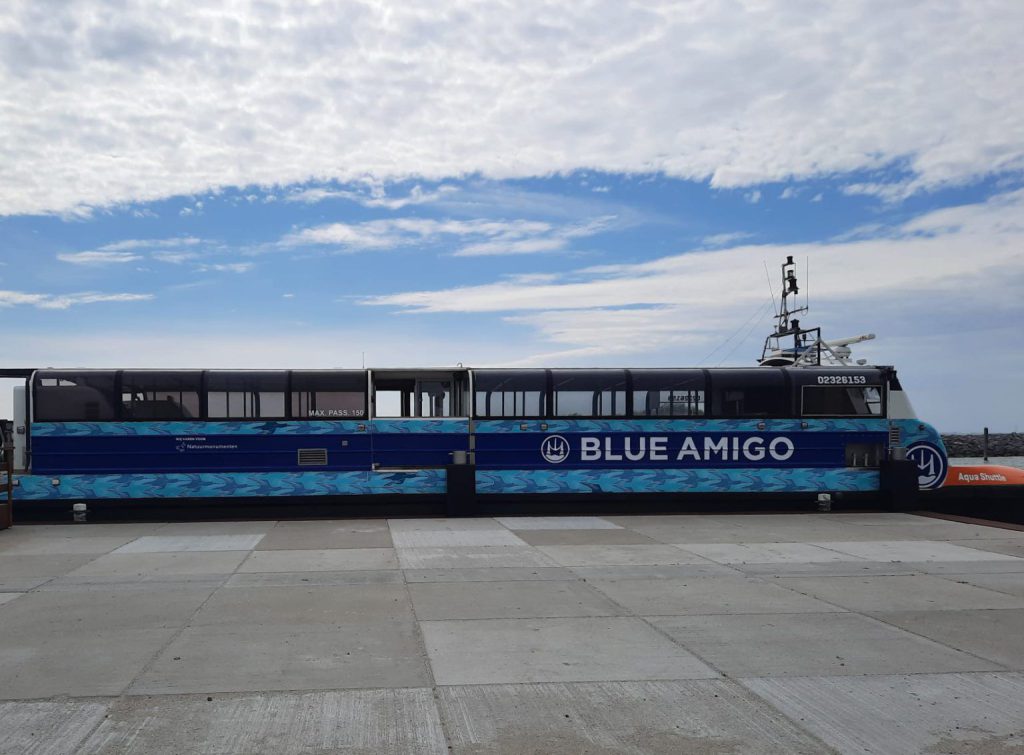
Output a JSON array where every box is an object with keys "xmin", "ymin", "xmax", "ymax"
[{"xmin": 983, "ymin": 427, "xmax": 989, "ymax": 462}]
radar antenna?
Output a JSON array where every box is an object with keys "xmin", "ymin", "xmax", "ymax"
[{"xmin": 758, "ymin": 256, "xmax": 875, "ymax": 367}]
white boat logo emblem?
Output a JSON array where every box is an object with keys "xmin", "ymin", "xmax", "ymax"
[
  {"xmin": 541, "ymin": 435, "xmax": 570, "ymax": 464},
  {"xmin": 906, "ymin": 442, "xmax": 947, "ymax": 490}
]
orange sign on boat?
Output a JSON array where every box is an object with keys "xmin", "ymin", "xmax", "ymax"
[{"xmin": 943, "ymin": 465, "xmax": 1024, "ymax": 487}]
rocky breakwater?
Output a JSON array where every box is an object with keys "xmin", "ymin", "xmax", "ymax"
[{"xmin": 941, "ymin": 432, "xmax": 1024, "ymax": 457}]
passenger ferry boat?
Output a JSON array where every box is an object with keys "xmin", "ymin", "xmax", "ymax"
[{"xmin": 1, "ymin": 258, "xmax": 953, "ymax": 511}]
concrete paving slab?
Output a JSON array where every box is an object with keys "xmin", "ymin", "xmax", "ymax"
[
  {"xmin": 950, "ymin": 538, "xmax": 1024, "ymax": 558},
  {"xmin": 421, "ymin": 617, "xmax": 718, "ymax": 685},
  {"xmin": 9, "ymin": 523, "xmax": 165, "ymax": 538},
  {"xmin": 0, "ymin": 628, "xmax": 178, "ymax": 699},
  {"xmin": 811, "ymin": 540, "xmax": 1024, "ymax": 562},
  {"xmin": 515, "ymin": 529, "xmax": 658, "ymax": 545},
  {"xmin": 113, "ymin": 534, "xmax": 265, "ymax": 553},
  {"xmin": 409, "ymin": 580, "xmax": 624, "ymax": 620},
  {"xmin": 437, "ymin": 680, "xmax": 830, "ymax": 755},
  {"xmin": 743, "ymin": 672, "xmax": 1024, "ymax": 755},
  {"xmin": 37, "ymin": 575, "xmax": 229, "ymax": 592},
  {"xmin": 776, "ymin": 574, "xmax": 1024, "ymax": 612},
  {"xmin": 390, "ymin": 529, "xmax": 527, "ymax": 547},
  {"xmin": 0, "ymin": 699, "xmax": 110, "ymax": 755},
  {"xmin": 626, "ymin": 523, "xmax": 867, "ymax": 545},
  {"xmin": 79, "ymin": 688, "xmax": 448, "ymax": 755},
  {"xmin": 495, "ymin": 516, "xmax": 621, "ymax": 530},
  {"xmin": 0, "ymin": 553, "xmax": 100, "ymax": 583},
  {"xmin": 935, "ymin": 571, "xmax": 1024, "ymax": 597},
  {"xmin": 826, "ymin": 521, "xmax": 1024, "ymax": 541},
  {"xmin": 191, "ymin": 583, "xmax": 414, "ymax": 629},
  {"xmin": 569, "ymin": 563, "xmax": 742, "ymax": 580},
  {"xmin": 678, "ymin": 542, "xmax": 867, "ymax": 564},
  {"xmin": 388, "ymin": 517, "xmax": 505, "ymax": 532},
  {"xmin": 226, "ymin": 569, "xmax": 404, "ymax": 587},
  {"xmin": 239, "ymin": 547, "xmax": 398, "ymax": 572},
  {"xmin": 272, "ymin": 518, "xmax": 390, "ymax": 530},
  {"xmin": 404, "ymin": 566, "xmax": 576, "ymax": 582},
  {"xmin": 731, "ymin": 561, "xmax": 916, "ymax": 578},
  {"xmin": 536, "ymin": 544, "xmax": 712, "ymax": 566},
  {"xmin": 591, "ymin": 576, "xmax": 842, "ymax": 615},
  {"xmin": 825, "ymin": 513, "xmax": 936, "ymax": 525},
  {"xmin": 396, "ymin": 546, "xmax": 559, "ymax": 569},
  {"xmin": 0, "ymin": 535, "xmax": 137, "ymax": 555},
  {"xmin": 913, "ymin": 559, "xmax": 1024, "ymax": 575},
  {"xmin": 256, "ymin": 522, "xmax": 394, "ymax": 550},
  {"xmin": 650, "ymin": 612, "xmax": 1000, "ymax": 677},
  {"xmin": 155, "ymin": 521, "xmax": 277, "ymax": 535},
  {"xmin": 0, "ymin": 593, "xmax": 21, "ymax": 605},
  {"xmin": 0, "ymin": 586, "xmax": 215, "ymax": 634},
  {"xmin": 131, "ymin": 623, "xmax": 432, "ymax": 694},
  {"xmin": 0, "ymin": 575, "xmax": 52, "ymax": 591},
  {"xmin": 871, "ymin": 609, "xmax": 1024, "ymax": 669},
  {"xmin": 65, "ymin": 551, "xmax": 248, "ymax": 578}
]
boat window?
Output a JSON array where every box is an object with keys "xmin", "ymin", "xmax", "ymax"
[
  {"xmin": 802, "ymin": 385, "xmax": 883, "ymax": 417},
  {"xmin": 372, "ymin": 372, "xmax": 468, "ymax": 417},
  {"xmin": 473, "ymin": 370, "xmax": 546, "ymax": 418},
  {"xmin": 206, "ymin": 371, "xmax": 287, "ymax": 419},
  {"xmin": 551, "ymin": 370, "xmax": 627, "ymax": 417},
  {"xmin": 709, "ymin": 369, "xmax": 790, "ymax": 418},
  {"xmin": 122, "ymin": 371, "xmax": 201, "ymax": 420},
  {"xmin": 291, "ymin": 371, "xmax": 367, "ymax": 419},
  {"xmin": 33, "ymin": 371, "xmax": 118, "ymax": 421},
  {"xmin": 630, "ymin": 370, "xmax": 705, "ymax": 417}
]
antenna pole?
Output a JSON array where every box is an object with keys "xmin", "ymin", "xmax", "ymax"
[{"xmin": 763, "ymin": 260, "xmax": 777, "ymax": 316}]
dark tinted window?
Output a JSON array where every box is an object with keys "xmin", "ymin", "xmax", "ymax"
[
  {"xmin": 631, "ymin": 370, "xmax": 705, "ymax": 417},
  {"xmin": 291, "ymin": 371, "xmax": 367, "ymax": 419},
  {"xmin": 551, "ymin": 370, "xmax": 627, "ymax": 417},
  {"xmin": 802, "ymin": 386, "xmax": 883, "ymax": 416},
  {"xmin": 33, "ymin": 371, "xmax": 118, "ymax": 421},
  {"xmin": 474, "ymin": 370, "xmax": 546, "ymax": 417},
  {"xmin": 709, "ymin": 369, "xmax": 790, "ymax": 418},
  {"xmin": 122, "ymin": 371, "xmax": 201, "ymax": 419},
  {"xmin": 207, "ymin": 371, "xmax": 287, "ymax": 419}
]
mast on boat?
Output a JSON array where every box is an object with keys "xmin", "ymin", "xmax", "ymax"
[{"xmin": 758, "ymin": 256, "xmax": 875, "ymax": 367}]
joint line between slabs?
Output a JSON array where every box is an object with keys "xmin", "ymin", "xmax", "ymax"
[{"xmin": 400, "ymin": 557, "xmax": 458, "ymax": 754}]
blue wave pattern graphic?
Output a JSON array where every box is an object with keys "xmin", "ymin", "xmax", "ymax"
[
  {"xmin": 476, "ymin": 468, "xmax": 879, "ymax": 494},
  {"xmin": 12, "ymin": 470, "xmax": 445, "ymax": 500},
  {"xmin": 893, "ymin": 419, "xmax": 946, "ymax": 452},
  {"xmin": 31, "ymin": 421, "xmax": 367, "ymax": 437},
  {"xmin": 475, "ymin": 418, "xmax": 889, "ymax": 434}
]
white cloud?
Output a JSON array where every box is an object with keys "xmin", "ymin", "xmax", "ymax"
[
  {"xmin": 281, "ymin": 216, "xmax": 614, "ymax": 256},
  {"xmin": 151, "ymin": 251, "xmax": 200, "ymax": 264},
  {"xmin": 197, "ymin": 262, "xmax": 253, "ymax": 273},
  {"xmin": 0, "ymin": 290, "xmax": 153, "ymax": 309},
  {"xmin": 58, "ymin": 237, "xmax": 205, "ymax": 265},
  {"xmin": 702, "ymin": 231, "xmax": 752, "ymax": 248},
  {"xmin": 286, "ymin": 183, "xmax": 457, "ymax": 209},
  {"xmin": 364, "ymin": 190, "xmax": 1024, "ymax": 363},
  {"xmin": 744, "ymin": 190, "xmax": 762, "ymax": 204},
  {"xmin": 98, "ymin": 237, "xmax": 201, "ymax": 252},
  {"xmin": 57, "ymin": 251, "xmax": 142, "ymax": 265},
  {"xmin": 2, "ymin": 2, "xmax": 1022, "ymax": 215}
]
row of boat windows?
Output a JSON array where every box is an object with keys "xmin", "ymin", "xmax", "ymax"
[{"xmin": 32, "ymin": 369, "xmax": 884, "ymax": 421}]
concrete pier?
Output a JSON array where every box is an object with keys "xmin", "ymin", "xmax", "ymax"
[{"xmin": 1, "ymin": 512, "xmax": 1023, "ymax": 753}]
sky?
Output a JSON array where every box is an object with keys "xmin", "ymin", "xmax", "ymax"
[{"xmin": 1, "ymin": 1, "xmax": 1023, "ymax": 432}]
